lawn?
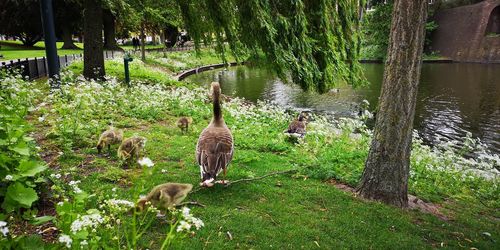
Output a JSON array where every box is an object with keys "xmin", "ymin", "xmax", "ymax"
[
  {"xmin": 0, "ymin": 41, "xmax": 83, "ymax": 61},
  {"xmin": 0, "ymin": 53, "xmax": 498, "ymax": 249},
  {"xmin": 0, "ymin": 40, "xmax": 170, "ymax": 62}
]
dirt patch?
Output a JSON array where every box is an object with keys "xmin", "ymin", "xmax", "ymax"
[{"xmin": 326, "ymin": 179, "xmax": 449, "ymax": 220}]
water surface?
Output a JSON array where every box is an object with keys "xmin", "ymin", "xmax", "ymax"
[{"xmin": 187, "ymin": 63, "xmax": 500, "ymax": 154}]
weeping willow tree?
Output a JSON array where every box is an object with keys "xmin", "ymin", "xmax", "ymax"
[{"xmin": 176, "ymin": 0, "xmax": 366, "ymax": 93}]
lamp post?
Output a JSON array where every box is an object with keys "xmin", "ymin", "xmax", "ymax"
[{"xmin": 39, "ymin": 0, "xmax": 60, "ymax": 88}]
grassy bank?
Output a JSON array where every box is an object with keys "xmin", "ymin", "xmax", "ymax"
[
  {"xmin": 144, "ymin": 50, "xmax": 238, "ymax": 74},
  {"xmin": 0, "ymin": 40, "xmax": 165, "ymax": 62},
  {"xmin": 0, "ymin": 41, "xmax": 83, "ymax": 61},
  {"xmin": 0, "ymin": 54, "xmax": 498, "ymax": 249}
]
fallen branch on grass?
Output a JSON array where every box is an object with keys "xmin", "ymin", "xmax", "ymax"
[
  {"xmin": 176, "ymin": 201, "xmax": 206, "ymax": 208},
  {"xmin": 190, "ymin": 168, "xmax": 299, "ymax": 194}
]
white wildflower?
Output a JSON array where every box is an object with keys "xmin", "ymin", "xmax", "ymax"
[
  {"xmin": 81, "ymin": 240, "xmax": 88, "ymax": 246},
  {"xmin": 191, "ymin": 217, "xmax": 204, "ymax": 230},
  {"xmin": 70, "ymin": 213, "xmax": 104, "ymax": 234},
  {"xmin": 161, "ymin": 169, "xmax": 168, "ymax": 173},
  {"xmin": 69, "ymin": 180, "xmax": 80, "ymax": 186},
  {"xmin": 181, "ymin": 207, "xmax": 191, "ymax": 218},
  {"xmin": 138, "ymin": 157, "xmax": 154, "ymax": 167},
  {"xmin": 38, "ymin": 116, "xmax": 45, "ymax": 122},
  {"xmin": 58, "ymin": 234, "xmax": 72, "ymax": 248},
  {"xmin": 176, "ymin": 220, "xmax": 192, "ymax": 232},
  {"xmin": 0, "ymin": 221, "xmax": 8, "ymax": 237},
  {"xmin": 50, "ymin": 173, "xmax": 61, "ymax": 179},
  {"xmin": 4, "ymin": 175, "xmax": 13, "ymax": 181},
  {"xmin": 73, "ymin": 186, "xmax": 83, "ymax": 193},
  {"xmin": 106, "ymin": 199, "xmax": 135, "ymax": 208}
]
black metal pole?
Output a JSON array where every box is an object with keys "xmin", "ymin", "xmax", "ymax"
[{"xmin": 39, "ymin": 0, "xmax": 60, "ymax": 87}]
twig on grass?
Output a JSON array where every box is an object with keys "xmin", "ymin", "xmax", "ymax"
[
  {"xmin": 176, "ymin": 201, "xmax": 206, "ymax": 208},
  {"xmin": 190, "ymin": 168, "xmax": 300, "ymax": 194}
]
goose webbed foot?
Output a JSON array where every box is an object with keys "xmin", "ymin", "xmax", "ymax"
[{"xmin": 200, "ymin": 182, "xmax": 215, "ymax": 187}]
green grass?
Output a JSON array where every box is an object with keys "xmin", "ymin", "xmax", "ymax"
[
  {"xmin": 66, "ymin": 59, "xmax": 183, "ymax": 86},
  {"xmin": 78, "ymin": 123, "xmax": 497, "ymax": 249},
  {"xmin": 0, "ymin": 40, "xmax": 165, "ymax": 62},
  {"xmin": 121, "ymin": 44, "xmax": 166, "ymax": 50},
  {"xmin": 0, "ymin": 41, "xmax": 83, "ymax": 61},
  {"xmin": 145, "ymin": 49, "xmax": 238, "ymax": 74},
  {"xmin": 2, "ymin": 51, "xmax": 498, "ymax": 249}
]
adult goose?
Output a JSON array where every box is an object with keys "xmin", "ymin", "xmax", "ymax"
[
  {"xmin": 286, "ymin": 113, "xmax": 307, "ymax": 138},
  {"xmin": 196, "ymin": 82, "xmax": 234, "ymax": 187}
]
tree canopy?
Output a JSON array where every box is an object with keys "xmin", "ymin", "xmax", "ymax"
[
  {"xmin": 177, "ymin": 0, "xmax": 366, "ymax": 93},
  {"xmin": 0, "ymin": 0, "xmax": 43, "ymax": 46}
]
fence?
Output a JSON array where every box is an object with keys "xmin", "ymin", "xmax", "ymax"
[{"xmin": 0, "ymin": 50, "xmax": 124, "ymax": 80}]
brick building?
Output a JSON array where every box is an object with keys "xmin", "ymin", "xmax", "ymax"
[{"xmin": 431, "ymin": 0, "xmax": 500, "ymax": 62}]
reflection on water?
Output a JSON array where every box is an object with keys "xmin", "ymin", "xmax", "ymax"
[{"xmin": 187, "ymin": 63, "xmax": 500, "ymax": 154}]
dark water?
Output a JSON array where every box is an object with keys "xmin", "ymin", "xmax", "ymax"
[{"xmin": 187, "ymin": 64, "xmax": 500, "ymax": 154}]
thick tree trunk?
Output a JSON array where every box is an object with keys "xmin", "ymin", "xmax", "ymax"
[
  {"xmin": 103, "ymin": 9, "xmax": 121, "ymax": 51},
  {"xmin": 61, "ymin": 25, "xmax": 79, "ymax": 49},
  {"xmin": 140, "ymin": 22, "xmax": 146, "ymax": 61},
  {"xmin": 83, "ymin": 0, "xmax": 105, "ymax": 80},
  {"xmin": 357, "ymin": 0, "xmax": 428, "ymax": 208},
  {"xmin": 164, "ymin": 25, "xmax": 178, "ymax": 48},
  {"xmin": 18, "ymin": 34, "xmax": 41, "ymax": 47}
]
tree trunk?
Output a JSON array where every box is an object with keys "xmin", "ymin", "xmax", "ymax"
[
  {"xmin": 103, "ymin": 9, "xmax": 121, "ymax": 51},
  {"xmin": 357, "ymin": 0, "xmax": 428, "ymax": 208},
  {"xmin": 61, "ymin": 25, "xmax": 79, "ymax": 49},
  {"xmin": 140, "ymin": 22, "xmax": 146, "ymax": 61},
  {"xmin": 83, "ymin": 0, "xmax": 105, "ymax": 80},
  {"xmin": 164, "ymin": 25, "xmax": 178, "ymax": 48},
  {"xmin": 160, "ymin": 30, "xmax": 165, "ymax": 46},
  {"xmin": 18, "ymin": 34, "xmax": 41, "ymax": 47},
  {"xmin": 151, "ymin": 31, "xmax": 156, "ymax": 45}
]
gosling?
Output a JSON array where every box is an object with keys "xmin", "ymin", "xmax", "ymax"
[
  {"xmin": 97, "ymin": 127, "xmax": 123, "ymax": 155},
  {"xmin": 136, "ymin": 183, "xmax": 193, "ymax": 211},
  {"xmin": 117, "ymin": 136, "xmax": 146, "ymax": 167},
  {"xmin": 177, "ymin": 117, "xmax": 193, "ymax": 134}
]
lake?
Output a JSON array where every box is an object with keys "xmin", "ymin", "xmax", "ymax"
[{"xmin": 186, "ymin": 63, "xmax": 500, "ymax": 154}]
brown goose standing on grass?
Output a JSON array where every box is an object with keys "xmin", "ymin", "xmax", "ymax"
[
  {"xmin": 196, "ymin": 82, "xmax": 234, "ymax": 187},
  {"xmin": 285, "ymin": 113, "xmax": 307, "ymax": 138}
]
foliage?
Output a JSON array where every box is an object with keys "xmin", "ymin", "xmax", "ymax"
[
  {"xmin": 46, "ymin": 166, "xmax": 203, "ymax": 249},
  {"xmin": 0, "ymin": 52, "xmax": 498, "ymax": 248},
  {"xmin": 0, "ymin": 72, "xmax": 47, "ymax": 214},
  {"xmin": 67, "ymin": 58, "xmax": 179, "ymax": 86},
  {"xmin": 177, "ymin": 0, "xmax": 366, "ymax": 92},
  {"xmin": 360, "ymin": 3, "xmax": 393, "ymax": 59},
  {"xmin": 0, "ymin": 0, "xmax": 43, "ymax": 46},
  {"xmin": 361, "ymin": 3, "xmax": 439, "ymax": 59},
  {"xmin": 146, "ymin": 49, "xmax": 238, "ymax": 74}
]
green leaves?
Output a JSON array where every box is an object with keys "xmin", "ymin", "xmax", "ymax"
[
  {"xmin": 0, "ymin": 74, "xmax": 47, "ymax": 215},
  {"xmin": 3, "ymin": 182, "xmax": 38, "ymax": 211},
  {"xmin": 17, "ymin": 160, "xmax": 47, "ymax": 178},
  {"xmin": 177, "ymin": 0, "xmax": 366, "ymax": 92},
  {"xmin": 10, "ymin": 145, "xmax": 30, "ymax": 156},
  {"xmin": 31, "ymin": 216, "xmax": 55, "ymax": 226}
]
